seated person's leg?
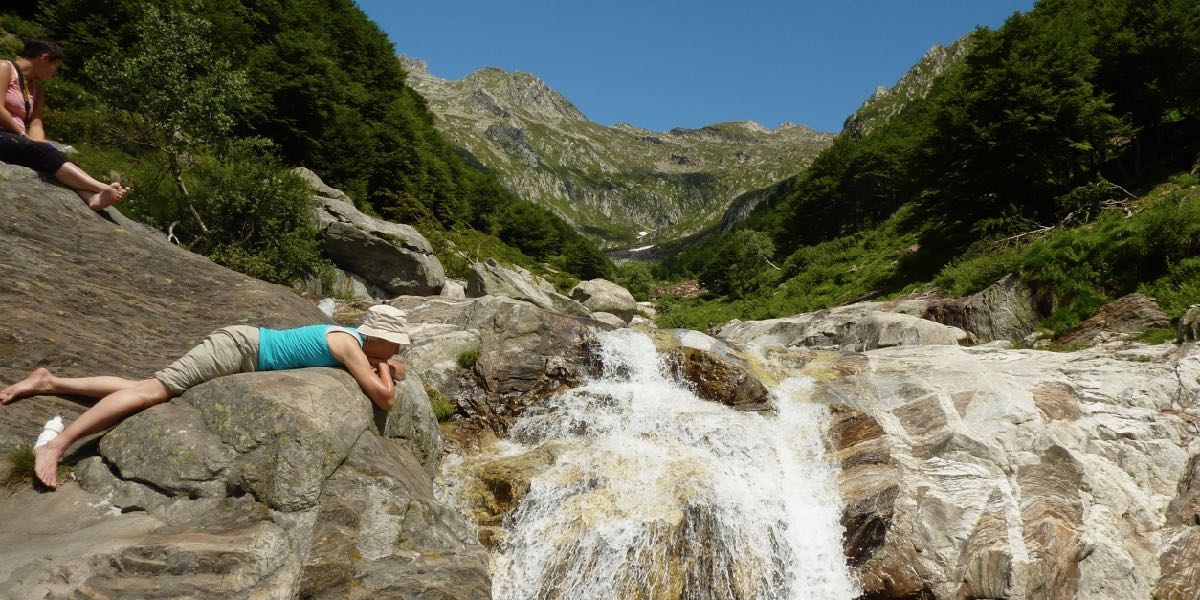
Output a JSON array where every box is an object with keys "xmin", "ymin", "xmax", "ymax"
[{"xmin": 0, "ymin": 131, "xmax": 128, "ymax": 211}]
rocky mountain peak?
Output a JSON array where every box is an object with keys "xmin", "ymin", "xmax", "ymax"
[
  {"xmin": 405, "ymin": 55, "xmax": 834, "ymax": 247},
  {"xmin": 842, "ymin": 35, "xmax": 972, "ymax": 138},
  {"xmin": 400, "ymin": 55, "xmax": 429, "ymax": 77},
  {"xmin": 404, "ymin": 59, "xmax": 587, "ymax": 123}
]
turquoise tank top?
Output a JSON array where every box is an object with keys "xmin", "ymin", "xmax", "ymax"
[{"xmin": 257, "ymin": 325, "xmax": 364, "ymax": 372}]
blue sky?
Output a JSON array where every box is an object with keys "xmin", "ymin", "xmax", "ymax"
[{"xmin": 358, "ymin": 1, "xmax": 1036, "ymax": 133}]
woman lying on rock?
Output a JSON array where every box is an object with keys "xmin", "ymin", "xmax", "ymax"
[
  {"xmin": 1, "ymin": 304, "xmax": 410, "ymax": 489},
  {"xmin": 1, "ymin": 38, "xmax": 130, "ymax": 210}
]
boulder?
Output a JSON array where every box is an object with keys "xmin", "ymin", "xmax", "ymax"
[
  {"xmin": 1178, "ymin": 304, "xmax": 1200, "ymax": 344},
  {"xmin": 589, "ymin": 311, "xmax": 627, "ymax": 328},
  {"xmin": 294, "ymin": 166, "xmax": 351, "ymax": 202},
  {"xmin": 440, "ymin": 278, "xmax": 467, "ymax": 299},
  {"xmin": 0, "ymin": 163, "xmax": 329, "ymax": 451},
  {"xmin": 923, "ymin": 274, "xmax": 1040, "ymax": 343},
  {"xmin": 301, "ymin": 169, "xmax": 446, "ymax": 296},
  {"xmin": 637, "ymin": 301, "xmax": 658, "ymax": 319},
  {"xmin": 390, "ymin": 295, "xmax": 607, "ymax": 432},
  {"xmin": 717, "ymin": 300, "xmax": 971, "ymax": 351},
  {"xmin": 1057, "ymin": 293, "xmax": 1170, "ymax": 347},
  {"xmin": 1, "ymin": 373, "xmax": 486, "ymax": 598},
  {"xmin": 653, "ymin": 329, "xmax": 770, "ymax": 412},
  {"xmin": 569, "ymin": 278, "xmax": 638, "ymax": 321},
  {"xmin": 465, "ymin": 259, "xmax": 590, "ymax": 317}
]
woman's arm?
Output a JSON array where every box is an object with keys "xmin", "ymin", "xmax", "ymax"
[
  {"xmin": 328, "ymin": 332, "xmax": 397, "ymax": 411},
  {"xmin": 26, "ymin": 83, "xmax": 45, "ymax": 141},
  {"xmin": 0, "ymin": 62, "xmax": 27, "ymax": 136}
]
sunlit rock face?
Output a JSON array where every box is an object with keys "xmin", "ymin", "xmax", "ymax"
[{"xmin": 780, "ymin": 340, "xmax": 1200, "ymax": 600}]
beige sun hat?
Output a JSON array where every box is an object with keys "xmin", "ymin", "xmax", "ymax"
[{"xmin": 358, "ymin": 305, "xmax": 411, "ymax": 345}]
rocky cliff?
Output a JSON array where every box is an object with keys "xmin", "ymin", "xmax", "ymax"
[
  {"xmin": 401, "ymin": 57, "xmax": 834, "ymax": 247},
  {"xmin": 0, "ymin": 163, "xmax": 489, "ymax": 598},
  {"xmin": 841, "ymin": 36, "xmax": 971, "ymax": 138}
]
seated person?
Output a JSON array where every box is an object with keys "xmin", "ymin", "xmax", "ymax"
[
  {"xmin": 1, "ymin": 38, "xmax": 130, "ymax": 210},
  {"xmin": 1, "ymin": 304, "xmax": 411, "ymax": 489}
]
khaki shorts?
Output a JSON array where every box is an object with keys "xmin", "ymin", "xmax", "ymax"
[{"xmin": 154, "ymin": 325, "xmax": 260, "ymax": 395}]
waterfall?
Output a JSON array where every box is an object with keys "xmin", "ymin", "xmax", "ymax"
[{"xmin": 443, "ymin": 329, "xmax": 860, "ymax": 600}]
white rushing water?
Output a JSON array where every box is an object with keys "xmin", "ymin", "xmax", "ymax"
[{"xmin": 447, "ymin": 329, "xmax": 860, "ymax": 600}]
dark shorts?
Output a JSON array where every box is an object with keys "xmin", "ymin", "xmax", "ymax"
[{"xmin": 0, "ymin": 131, "xmax": 69, "ymax": 173}]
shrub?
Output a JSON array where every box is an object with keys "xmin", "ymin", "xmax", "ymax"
[
  {"xmin": 424, "ymin": 385, "xmax": 455, "ymax": 422},
  {"xmin": 456, "ymin": 349, "xmax": 479, "ymax": 370},
  {"xmin": 615, "ymin": 262, "xmax": 655, "ymax": 301},
  {"xmin": 183, "ymin": 145, "xmax": 326, "ymax": 285},
  {"xmin": 4, "ymin": 445, "xmax": 34, "ymax": 490},
  {"xmin": 4, "ymin": 445, "xmax": 70, "ymax": 491}
]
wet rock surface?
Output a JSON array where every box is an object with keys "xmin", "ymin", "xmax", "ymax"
[{"xmin": 652, "ymin": 329, "xmax": 770, "ymax": 411}]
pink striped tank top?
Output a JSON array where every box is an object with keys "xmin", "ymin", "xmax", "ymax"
[{"xmin": 5, "ymin": 63, "xmax": 31, "ymax": 135}]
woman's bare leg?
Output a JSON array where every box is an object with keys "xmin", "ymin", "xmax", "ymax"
[
  {"xmin": 33, "ymin": 378, "xmax": 172, "ymax": 488},
  {"xmin": 0, "ymin": 367, "xmax": 140, "ymax": 404},
  {"xmin": 55, "ymin": 162, "xmax": 129, "ymax": 210}
]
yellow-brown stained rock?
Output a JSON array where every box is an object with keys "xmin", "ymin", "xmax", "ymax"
[
  {"xmin": 1032, "ymin": 382, "xmax": 1083, "ymax": 422},
  {"xmin": 1019, "ymin": 445, "xmax": 1085, "ymax": 600}
]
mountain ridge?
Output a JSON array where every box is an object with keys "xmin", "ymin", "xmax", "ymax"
[{"xmin": 401, "ymin": 56, "xmax": 834, "ymax": 248}]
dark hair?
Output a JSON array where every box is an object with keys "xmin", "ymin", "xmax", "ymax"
[{"xmin": 19, "ymin": 38, "xmax": 65, "ymax": 62}]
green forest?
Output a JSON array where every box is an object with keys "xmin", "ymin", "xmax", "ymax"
[
  {"xmin": 4, "ymin": 0, "xmax": 1199, "ymax": 336},
  {"xmin": 0, "ymin": 0, "xmax": 612, "ymax": 288},
  {"xmin": 657, "ymin": 0, "xmax": 1200, "ymax": 333}
]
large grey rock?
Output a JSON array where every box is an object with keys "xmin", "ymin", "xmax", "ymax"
[
  {"xmin": 800, "ymin": 342, "xmax": 1200, "ymax": 600},
  {"xmin": 297, "ymin": 432, "xmax": 488, "ymax": 599},
  {"xmin": 102, "ymin": 369, "xmax": 371, "ymax": 512},
  {"xmin": 390, "ymin": 295, "xmax": 606, "ymax": 432},
  {"xmin": 383, "ymin": 372, "xmax": 443, "ymax": 477},
  {"xmin": 1057, "ymin": 292, "xmax": 1170, "ymax": 347},
  {"xmin": 717, "ymin": 299, "xmax": 970, "ymax": 351},
  {"xmin": 923, "ymin": 274, "xmax": 1040, "ymax": 343},
  {"xmin": 569, "ymin": 278, "xmax": 638, "ymax": 321},
  {"xmin": 589, "ymin": 311, "xmax": 627, "ymax": 328},
  {"xmin": 302, "ymin": 169, "xmax": 446, "ymax": 296},
  {"xmin": 0, "ymin": 368, "xmax": 489, "ymax": 598},
  {"xmin": 1178, "ymin": 304, "xmax": 1200, "ymax": 343},
  {"xmin": 0, "ymin": 162, "xmax": 329, "ymax": 453},
  {"xmin": 466, "ymin": 259, "xmax": 590, "ymax": 317}
]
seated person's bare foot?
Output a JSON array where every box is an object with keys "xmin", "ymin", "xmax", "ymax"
[
  {"xmin": 96, "ymin": 183, "xmax": 129, "ymax": 209},
  {"xmin": 33, "ymin": 442, "xmax": 64, "ymax": 488},
  {"xmin": 0, "ymin": 366, "xmax": 53, "ymax": 404},
  {"xmin": 78, "ymin": 183, "xmax": 130, "ymax": 211}
]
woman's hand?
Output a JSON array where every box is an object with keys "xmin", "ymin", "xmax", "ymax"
[{"xmin": 387, "ymin": 359, "xmax": 406, "ymax": 381}]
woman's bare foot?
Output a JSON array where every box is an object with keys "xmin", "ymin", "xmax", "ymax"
[
  {"xmin": 79, "ymin": 183, "xmax": 130, "ymax": 211},
  {"xmin": 0, "ymin": 366, "xmax": 53, "ymax": 404},
  {"xmin": 33, "ymin": 442, "xmax": 64, "ymax": 488}
]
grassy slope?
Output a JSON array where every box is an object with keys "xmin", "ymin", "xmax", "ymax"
[{"xmin": 659, "ymin": 173, "xmax": 1200, "ymax": 331}]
